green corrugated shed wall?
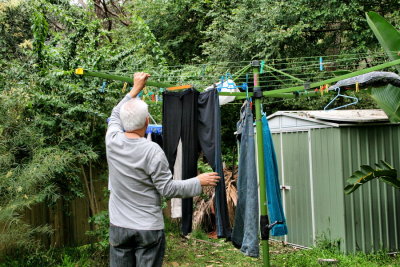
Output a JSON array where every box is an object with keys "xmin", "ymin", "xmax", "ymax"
[{"xmin": 269, "ymin": 112, "xmax": 400, "ymax": 253}]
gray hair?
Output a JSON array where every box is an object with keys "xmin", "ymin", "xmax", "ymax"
[{"xmin": 120, "ymin": 98, "xmax": 149, "ymax": 132}]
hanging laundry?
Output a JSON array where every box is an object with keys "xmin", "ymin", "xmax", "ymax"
[
  {"xmin": 205, "ymin": 79, "xmax": 240, "ymax": 105},
  {"xmin": 162, "ymin": 87, "xmax": 231, "ymax": 238},
  {"xmin": 171, "ymin": 139, "xmax": 183, "ymax": 218},
  {"xmin": 231, "ymin": 101, "xmax": 259, "ymax": 257},
  {"xmin": 198, "ymin": 89, "xmax": 231, "ymax": 238},
  {"xmin": 262, "ymin": 115, "xmax": 288, "ymax": 236},
  {"xmin": 162, "ymin": 88, "xmax": 199, "ymax": 236}
]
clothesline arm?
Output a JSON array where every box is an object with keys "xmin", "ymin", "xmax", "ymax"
[{"xmin": 75, "ymin": 58, "xmax": 400, "ymax": 98}]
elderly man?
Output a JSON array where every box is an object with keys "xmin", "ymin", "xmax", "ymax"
[{"xmin": 106, "ymin": 72, "xmax": 220, "ymax": 267}]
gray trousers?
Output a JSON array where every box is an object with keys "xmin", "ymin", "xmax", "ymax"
[{"xmin": 109, "ymin": 225, "xmax": 165, "ymax": 267}]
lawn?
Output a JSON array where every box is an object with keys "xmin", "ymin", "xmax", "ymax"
[
  {"xmin": 1, "ymin": 222, "xmax": 399, "ymax": 267},
  {"xmin": 164, "ymin": 231, "xmax": 399, "ymax": 267}
]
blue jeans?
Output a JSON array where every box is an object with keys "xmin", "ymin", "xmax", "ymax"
[
  {"xmin": 231, "ymin": 102, "xmax": 259, "ymax": 257},
  {"xmin": 109, "ymin": 225, "xmax": 165, "ymax": 267}
]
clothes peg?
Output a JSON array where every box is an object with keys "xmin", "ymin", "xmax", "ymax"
[
  {"xmin": 99, "ymin": 81, "xmax": 107, "ymax": 93},
  {"xmin": 151, "ymin": 93, "xmax": 155, "ymax": 102},
  {"xmin": 122, "ymin": 82, "xmax": 128, "ymax": 93},
  {"xmin": 260, "ymin": 60, "xmax": 265, "ymax": 74},
  {"xmin": 319, "ymin": 57, "xmax": 324, "ymax": 71},
  {"xmin": 355, "ymin": 82, "xmax": 359, "ymax": 93}
]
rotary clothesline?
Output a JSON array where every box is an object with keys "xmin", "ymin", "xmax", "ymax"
[
  {"xmin": 77, "ymin": 59, "xmax": 400, "ymax": 99},
  {"xmin": 75, "ymin": 57, "xmax": 400, "ymax": 267},
  {"xmin": 93, "ymin": 53, "xmax": 393, "ymax": 93}
]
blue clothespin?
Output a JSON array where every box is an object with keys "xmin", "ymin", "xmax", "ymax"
[
  {"xmin": 217, "ymin": 76, "xmax": 225, "ymax": 92},
  {"xmin": 225, "ymin": 72, "xmax": 233, "ymax": 80},
  {"xmin": 319, "ymin": 57, "xmax": 324, "ymax": 71},
  {"xmin": 99, "ymin": 81, "xmax": 107, "ymax": 93},
  {"xmin": 260, "ymin": 60, "xmax": 265, "ymax": 74}
]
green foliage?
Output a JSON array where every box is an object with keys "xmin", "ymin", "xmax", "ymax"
[
  {"xmin": 86, "ymin": 210, "xmax": 110, "ymax": 252},
  {"xmin": 31, "ymin": 2, "xmax": 48, "ymax": 68},
  {"xmin": 0, "ymin": 0, "xmax": 32, "ymax": 59},
  {"xmin": 369, "ymin": 85, "xmax": 400, "ymax": 122},
  {"xmin": 344, "ymin": 160, "xmax": 399, "ymax": 194},
  {"xmin": 132, "ymin": 0, "xmax": 213, "ymax": 64},
  {"xmin": 202, "ymin": 0, "xmax": 400, "ymax": 61},
  {"xmin": 367, "ymin": 11, "xmax": 400, "ymax": 73}
]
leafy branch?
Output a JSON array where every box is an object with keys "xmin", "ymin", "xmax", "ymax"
[{"xmin": 344, "ymin": 160, "xmax": 400, "ymax": 194}]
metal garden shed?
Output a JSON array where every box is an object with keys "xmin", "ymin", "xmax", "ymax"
[{"xmin": 267, "ymin": 109, "xmax": 400, "ymax": 253}]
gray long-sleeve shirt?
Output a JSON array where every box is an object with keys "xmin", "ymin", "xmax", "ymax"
[{"xmin": 106, "ymin": 94, "xmax": 202, "ymax": 230}]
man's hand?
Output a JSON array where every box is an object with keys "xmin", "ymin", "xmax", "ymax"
[
  {"xmin": 129, "ymin": 72, "xmax": 151, "ymax": 98},
  {"xmin": 197, "ymin": 172, "xmax": 221, "ymax": 187}
]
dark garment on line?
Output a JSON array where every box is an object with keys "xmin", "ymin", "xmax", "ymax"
[
  {"xmin": 162, "ymin": 88, "xmax": 231, "ymax": 237},
  {"xmin": 162, "ymin": 88, "xmax": 199, "ymax": 236},
  {"xmin": 198, "ymin": 89, "xmax": 231, "ymax": 238},
  {"xmin": 152, "ymin": 133, "xmax": 163, "ymax": 148},
  {"xmin": 145, "ymin": 132, "xmax": 163, "ymax": 148},
  {"xmin": 109, "ymin": 225, "xmax": 165, "ymax": 267},
  {"xmin": 231, "ymin": 101, "xmax": 259, "ymax": 257}
]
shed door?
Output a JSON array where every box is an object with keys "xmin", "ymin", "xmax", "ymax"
[{"xmin": 273, "ymin": 131, "xmax": 314, "ymax": 247}]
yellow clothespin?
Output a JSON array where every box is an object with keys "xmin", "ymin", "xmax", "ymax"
[
  {"xmin": 143, "ymin": 87, "xmax": 148, "ymax": 100},
  {"xmin": 122, "ymin": 82, "xmax": 127, "ymax": 93},
  {"xmin": 325, "ymin": 84, "xmax": 329, "ymax": 93},
  {"xmin": 320, "ymin": 85, "xmax": 324, "ymax": 96},
  {"xmin": 355, "ymin": 82, "xmax": 359, "ymax": 93}
]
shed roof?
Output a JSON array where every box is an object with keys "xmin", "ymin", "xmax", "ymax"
[{"xmin": 267, "ymin": 109, "xmax": 392, "ymax": 132}]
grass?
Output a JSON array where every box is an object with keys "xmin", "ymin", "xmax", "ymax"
[
  {"xmin": 1, "ymin": 219, "xmax": 399, "ymax": 266},
  {"xmin": 164, "ymin": 234, "xmax": 399, "ymax": 267}
]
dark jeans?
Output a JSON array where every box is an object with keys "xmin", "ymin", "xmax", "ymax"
[
  {"xmin": 109, "ymin": 225, "xmax": 165, "ymax": 267},
  {"xmin": 231, "ymin": 102, "xmax": 259, "ymax": 257},
  {"xmin": 162, "ymin": 88, "xmax": 199, "ymax": 236}
]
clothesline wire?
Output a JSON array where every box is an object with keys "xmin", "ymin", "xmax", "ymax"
[
  {"xmin": 93, "ymin": 51, "xmax": 390, "ymax": 73},
  {"xmin": 103, "ymin": 62, "xmax": 390, "ymax": 81},
  {"xmin": 99, "ymin": 61, "xmax": 390, "ymax": 80}
]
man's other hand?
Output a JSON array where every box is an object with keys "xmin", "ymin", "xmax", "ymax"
[
  {"xmin": 197, "ymin": 172, "xmax": 221, "ymax": 187},
  {"xmin": 130, "ymin": 72, "xmax": 151, "ymax": 98}
]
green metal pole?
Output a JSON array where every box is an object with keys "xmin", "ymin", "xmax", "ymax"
[
  {"xmin": 75, "ymin": 68, "xmax": 176, "ymax": 88},
  {"xmin": 252, "ymin": 61, "xmax": 270, "ymax": 267}
]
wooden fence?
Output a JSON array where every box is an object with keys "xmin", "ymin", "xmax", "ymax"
[{"xmin": 5, "ymin": 176, "xmax": 109, "ymax": 252}]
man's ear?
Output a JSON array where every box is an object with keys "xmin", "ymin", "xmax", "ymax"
[{"xmin": 145, "ymin": 116, "xmax": 150, "ymax": 127}]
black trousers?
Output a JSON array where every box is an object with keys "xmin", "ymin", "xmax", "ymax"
[
  {"xmin": 163, "ymin": 88, "xmax": 231, "ymax": 238},
  {"xmin": 198, "ymin": 89, "xmax": 231, "ymax": 238},
  {"xmin": 163, "ymin": 88, "xmax": 199, "ymax": 236}
]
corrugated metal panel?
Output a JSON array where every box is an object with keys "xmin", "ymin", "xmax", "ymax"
[
  {"xmin": 276, "ymin": 131, "xmax": 314, "ymax": 247},
  {"xmin": 341, "ymin": 125, "xmax": 400, "ymax": 253},
  {"xmin": 310, "ymin": 128, "xmax": 346, "ymax": 250}
]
